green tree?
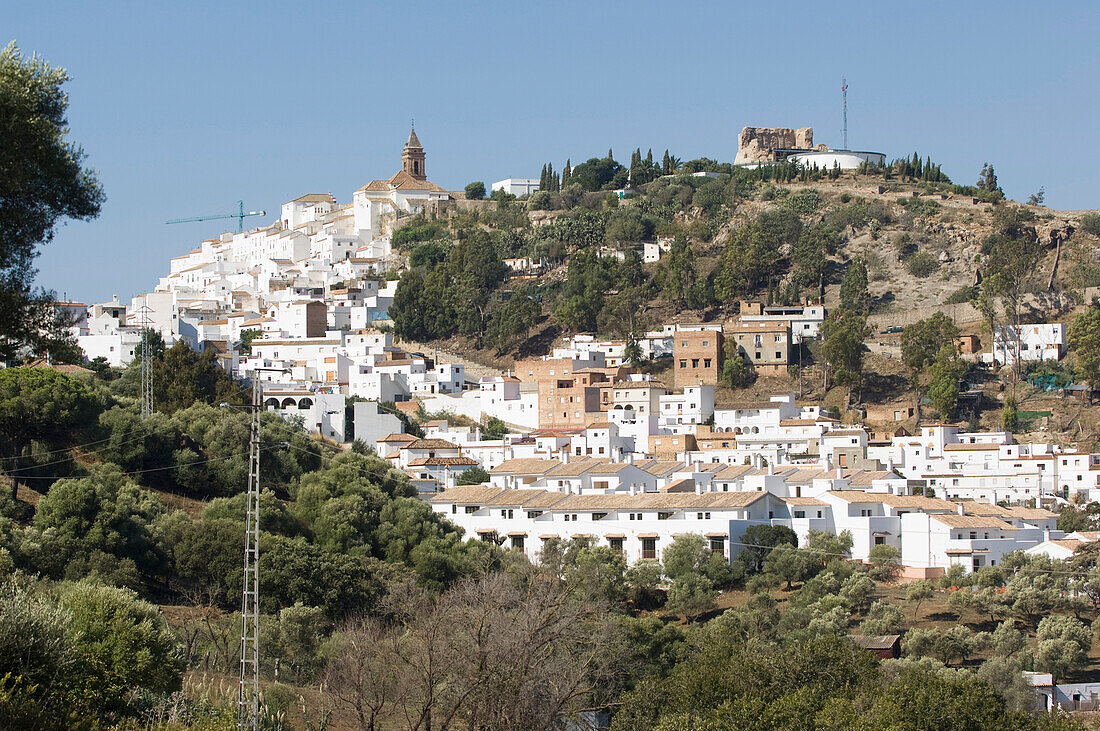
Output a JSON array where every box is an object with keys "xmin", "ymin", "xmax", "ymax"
[
  {"xmin": 764, "ymin": 542, "xmax": 805, "ymax": 589},
  {"xmin": 867, "ymin": 543, "xmax": 903, "ymax": 583},
  {"xmin": 736, "ymin": 524, "xmax": 797, "ymax": 574},
  {"xmin": 900, "ymin": 312, "xmax": 960, "ymax": 383},
  {"xmin": 839, "ymin": 257, "xmax": 870, "ymax": 313},
  {"xmin": 821, "ymin": 309, "xmax": 872, "ymax": 401},
  {"xmin": 927, "ymin": 343, "xmax": 967, "ymax": 421},
  {"xmin": 858, "ymin": 600, "xmax": 905, "ymax": 635},
  {"xmin": 665, "ymin": 573, "xmax": 716, "ymax": 620},
  {"xmin": 655, "ymin": 237, "xmax": 696, "ymax": 306},
  {"xmin": 33, "ymin": 465, "xmax": 168, "ymax": 583},
  {"xmin": 1068, "ymin": 305, "xmax": 1100, "ymax": 397},
  {"xmin": 236, "ymin": 327, "xmax": 262, "ymax": 355},
  {"xmin": 722, "ymin": 343, "xmax": 753, "ymax": 388},
  {"xmin": 0, "ymin": 43, "xmax": 104, "ymax": 361},
  {"xmin": 1001, "ymin": 395, "xmax": 1019, "ymax": 431},
  {"xmin": 906, "ymin": 579, "xmax": 935, "ymax": 618},
  {"xmin": 456, "ymin": 466, "xmax": 490, "ymax": 486},
  {"xmin": 464, "ymin": 181, "xmax": 486, "ymax": 200},
  {"xmin": 153, "ymin": 341, "xmax": 248, "ymax": 414},
  {"xmin": 1035, "ymin": 615, "xmax": 1092, "ymax": 681},
  {"xmin": 0, "ymin": 367, "xmax": 100, "ymax": 499},
  {"xmin": 662, "ymin": 534, "xmax": 712, "ymax": 581},
  {"xmin": 59, "ymin": 581, "xmax": 184, "ymax": 718}
]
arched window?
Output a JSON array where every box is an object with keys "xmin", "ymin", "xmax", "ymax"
[
  {"xmin": 264, "ymin": 398, "xmax": 279, "ymax": 409},
  {"xmin": 298, "ymin": 397, "xmax": 314, "ymax": 410},
  {"xmin": 281, "ymin": 397, "xmax": 297, "ymax": 409}
]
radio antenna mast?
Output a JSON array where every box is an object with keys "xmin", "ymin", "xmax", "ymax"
[{"xmin": 841, "ymin": 77, "xmax": 848, "ymax": 150}]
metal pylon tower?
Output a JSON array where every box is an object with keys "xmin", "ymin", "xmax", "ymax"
[
  {"xmin": 841, "ymin": 77, "xmax": 849, "ymax": 150},
  {"xmin": 238, "ymin": 379, "xmax": 262, "ymax": 730},
  {"xmin": 137, "ymin": 300, "xmax": 154, "ymax": 420}
]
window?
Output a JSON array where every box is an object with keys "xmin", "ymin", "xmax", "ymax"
[
  {"xmin": 657, "ymin": 511, "xmax": 673, "ymax": 520},
  {"xmin": 526, "ymin": 510, "xmax": 542, "ymax": 518},
  {"xmin": 775, "ymin": 352, "xmax": 782, "ymax": 359},
  {"xmin": 511, "ymin": 535, "xmax": 524, "ymax": 550},
  {"xmin": 593, "ymin": 512, "xmax": 607, "ymax": 521},
  {"xmin": 464, "ymin": 505, "xmax": 479, "ymax": 514},
  {"xmin": 451, "ymin": 504, "xmax": 457, "ymax": 514},
  {"xmin": 641, "ymin": 538, "xmax": 657, "ymax": 560},
  {"xmin": 501, "ymin": 509, "xmax": 513, "ymax": 519},
  {"xmin": 692, "ymin": 359, "xmax": 699, "ymax": 368},
  {"xmin": 704, "ymin": 358, "xmax": 712, "ymax": 368},
  {"xmin": 697, "ymin": 512, "xmax": 704, "ymax": 519},
  {"xmin": 874, "ymin": 536, "xmax": 885, "ymax": 545},
  {"xmin": 609, "ymin": 537, "xmax": 624, "ymax": 553},
  {"xmin": 794, "ymin": 510, "xmax": 806, "ymax": 519},
  {"xmin": 709, "ymin": 538, "xmax": 725, "ymax": 554}
]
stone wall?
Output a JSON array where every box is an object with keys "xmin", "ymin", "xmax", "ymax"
[{"xmin": 734, "ymin": 127, "xmax": 814, "ymax": 165}]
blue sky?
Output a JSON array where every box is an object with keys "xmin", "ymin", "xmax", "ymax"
[{"xmin": 8, "ymin": 1, "xmax": 1099, "ymax": 304}]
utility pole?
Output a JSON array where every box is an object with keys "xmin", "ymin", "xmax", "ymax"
[
  {"xmin": 841, "ymin": 78, "xmax": 848, "ymax": 150},
  {"xmin": 137, "ymin": 298, "xmax": 154, "ymax": 420},
  {"xmin": 239, "ymin": 379, "xmax": 262, "ymax": 730}
]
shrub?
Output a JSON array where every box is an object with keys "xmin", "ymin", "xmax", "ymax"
[
  {"xmin": 944, "ymin": 286, "xmax": 978, "ymax": 304},
  {"xmin": 905, "ymin": 252, "xmax": 940, "ymax": 278},
  {"xmin": 527, "ymin": 191, "xmax": 553, "ymax": 210},
  {"xmin": 1081, "ymin": 212, "xmax": 1100, "ymax": 237},
  {"xmin": 784, "ymin": 188, "xmax": 821, "ymax": 215},
  {"xmin": 839, "ymin": 192, "xmax": 852, "ymax": 203}
]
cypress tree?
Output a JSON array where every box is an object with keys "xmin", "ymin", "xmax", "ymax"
[
  {"xmin": 562, "ymin": 159, "xmax": 571, "ymax": 187},
  {"xmin": 608, "ymin": 147, "xmax": 614, "ymax": 161},
  {"xmin": 539, "ymin": 164, "xmax": 547, "ymax": 190},
  {"xmin": 663, "ymin": 149, "xmax": 671, "ymax": 175}
]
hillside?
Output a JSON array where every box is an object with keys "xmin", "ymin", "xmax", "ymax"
[{"xmin": 388, "ymin": 162, "xmax": 1100, "ymax": 445}]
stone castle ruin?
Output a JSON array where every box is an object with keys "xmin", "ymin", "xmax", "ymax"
[{"xmin": 734, "ymin": 126, "xmax": 823, "ymax": 165}]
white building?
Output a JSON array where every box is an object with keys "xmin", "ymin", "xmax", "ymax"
[
  {"xmin": 491, "ymin": 178, "xmax": 539, "ymax": 197},
  {"xmin": 985, "ymin": 323, "xmax": 1065, "ymax": 366}
]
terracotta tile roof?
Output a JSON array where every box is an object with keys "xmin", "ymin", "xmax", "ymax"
[
  {"xmin": 780, "ymin": 496, "xmax": 828, "ymax": 506},
  {"xmin": 403, "ymin": 438, "xmax": 462, "ymax": 450},
  {"xmin": 490, "ymin": 458, "xmax": 561, "ymax": 475},
  {"xmin": 931, "ymin": 514, "xmax": 1018, "ymax": 530},
  {"xmin": 356, "ymin": 170, "xmax": 449, "ymax": 193},
  {"xmin": 406, "ymin": 457, "xmax": 479, "ymax": 467},
  {"xmin": 290, "ymin": 193, "xmax": 335, "ymax": 203},
  {"xmin": 378, "ymin": 433, "xmax": 416, "ymax": 443},
  {"xmin": 545, "ymin": 457, "xmax": 608, "ymax": 477},
  {"xmin": 428, "ymin": 485, "xmax": 502, "ymax": 504},
  {"xmin": 483, "ymin": 489, "xmax": 569, "ymax": 508}
]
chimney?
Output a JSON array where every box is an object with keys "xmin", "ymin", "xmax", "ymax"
[
  {"xmin": 630, "ymin": 483, "xmax": 637, "ymax": 496},
  {"xmin": 562, "ymin": 449, "xmax": 570, "ymax": 464},
  {"xmin": 627, "ymin": 452, "xmax": 634, "ymax": 465},
  {"xmin": 694, "ymin": 459, "xmax": 703, "ymax": 473},
  {"xmin": 695, "ymin": 480, "xmax": 702, "ymax": 495},
  {"xmin": 958, "ymin": 503, "xmax": 965, "ymax": 515},
  {"xmin": 836, "ymin": 467, "xmax": 843, "ymax": 480}
]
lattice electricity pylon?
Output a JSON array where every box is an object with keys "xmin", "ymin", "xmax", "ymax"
[
  {"xmin": 238, "ymin": 379, "xmax": 262, "ymax": 730},
  {"xmin": 136, "ymin": 301, "xmax": 155, "ymax": 420}
]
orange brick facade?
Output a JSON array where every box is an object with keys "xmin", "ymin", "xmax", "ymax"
[{"xmin": 673, "ymin": 329, "xmax": 723, "ymax": 387}]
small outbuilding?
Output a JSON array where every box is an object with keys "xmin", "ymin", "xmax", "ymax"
[{"xmin": 849, "ymin": 634, "xmax": 902, "ymax": 659}]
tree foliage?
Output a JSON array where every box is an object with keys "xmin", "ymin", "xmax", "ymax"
[{"xmin": 0, "ymin": 43, "xmax": 104, "ymax": 361}]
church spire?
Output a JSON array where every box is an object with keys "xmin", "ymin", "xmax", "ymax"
[{"xmin": 402, "ymin": 126, "xmax": 426, "ymax": 180}]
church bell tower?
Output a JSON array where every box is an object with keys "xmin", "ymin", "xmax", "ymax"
[{"xmin": 402, "ymin": 127, "xmax": 426, "ymax": 180}]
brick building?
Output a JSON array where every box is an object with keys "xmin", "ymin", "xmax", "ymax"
[
  {"xmin": 673, "ymin": 328, "xmax": 723, "ymax": 387},
  {"xmin": 727, "ymin": 320, "xmax": 791, "ymax": 376}
]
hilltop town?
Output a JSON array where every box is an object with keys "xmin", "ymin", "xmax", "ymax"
[
  {"xmin": 10, "ymin": 23, "xmax": 1100, "ymax": 727},
  {"xmin": 53, "ymin": 125, "xmax": 1100, "ymax": 584}
]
